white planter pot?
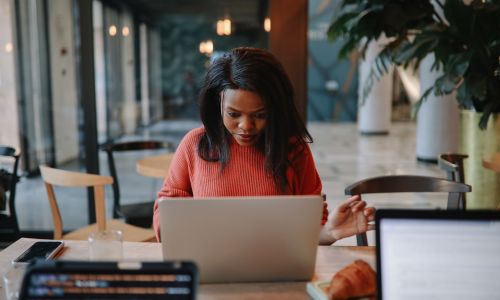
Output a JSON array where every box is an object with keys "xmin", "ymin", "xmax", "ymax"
[
  {"xmin": 416, "ymin": 55, "xmax": 460, "ymax": 162},
  {"xmin": 122, "ymin": 102, "xmax": 138, "ymax": 135},
  {"xmin": 357, "ymin": 37, "xmax": 393, "ymax": 134}
]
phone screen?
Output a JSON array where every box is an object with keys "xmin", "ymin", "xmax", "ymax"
[{"xmin": 13, "ymin": 241, "xmax": 64, "ymax": 263}]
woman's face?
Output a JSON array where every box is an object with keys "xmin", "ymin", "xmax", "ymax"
[{"xmin": 221, "ymin": 89, "xmax": 267, "ymax": 146}]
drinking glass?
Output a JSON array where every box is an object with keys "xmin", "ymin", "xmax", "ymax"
[
  {"xmin": 88, "ymin": 229, "xmax": 123, "ymax": 261},
  {"xmin": 3, "ymin": 263, "xmax": 27, "ymax": 300}
]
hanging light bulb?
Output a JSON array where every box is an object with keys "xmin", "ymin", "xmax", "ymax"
[
  {"xmin": 122, "ymin": 26, "xmax": 130, "ymax": 37},
  {"xmin": 199, "ymin": 40, "xmax": 214, "ymax": 55},
  {"xmin": 205, "ymin": 40, "xmax": 213, "ymax": 54},
  {"xmin": 216, "ymin": 20, "xmax": 224, "ymax": 36},
  {"xmin": 4, "ymin": 42, "xmax": 13, "ymax": 53},
  {"xmin": 109, "ymin": 25, "xmax": 117, "ymax": 36},
  {"xmin": 223, "ymin": 18, "xmax": 231, "ymax": 35},
  {"xmin": 264, "ymin": 17, "xmax": 271, "ymax": 32},
  {"xmin": 216, "ymin": 16, "xmax": 231, "ymax": 36}
]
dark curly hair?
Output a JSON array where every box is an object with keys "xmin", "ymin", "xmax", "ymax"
[{"xmin": 197, "ymin": 47, "xmax": 312, "ymax": 191}]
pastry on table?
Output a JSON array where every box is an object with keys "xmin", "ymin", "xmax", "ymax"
[{"xmin": 328, "ymin": 259, "xmax": 376, "ymax": 299}]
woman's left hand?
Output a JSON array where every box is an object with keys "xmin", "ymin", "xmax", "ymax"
[{"xmin": 325, "ymin": 195, "xmax": 375, "ymax": 242}]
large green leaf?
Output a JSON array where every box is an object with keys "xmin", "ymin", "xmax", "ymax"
[
  {"xmin": 456, "ymin": 82, "xmax": 471, "ymax": 108},
  {"xmin": 393, "ymin": 36, "xmax": 438, "ymax": 65},
  {"xmin": 411, "ymin": 86, "xmax": 434, "ymax": 118},
  {"xmin": 434, "ymin": 73, "xmax": 460, "ymax": 95},
  {"xmin": 327, "ymin": 12, "xmax": 363, "ymax": 41},
  {"xmin": 443, "ymin": 53, "xmax": 471, "ymax": 77}
]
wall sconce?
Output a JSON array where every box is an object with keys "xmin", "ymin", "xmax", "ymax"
[
  {"xmin": 199, "ymin": 40, "xmax": 214, "ymax": 55},
  {"xmin": 4, "ymin": 42, "xmax": 13, "ymax": 53},
  {"xmin": 264, "ymin": 17, "xmax": 271, "ymax": 32},
  {"xmin": 122, "ymin": 26, "xmax": 130, "ymax": 37},
  {"xmin": 216, "ymin": 17, "xmax": 231, "ymax": 36},
  {"xmin": 108, "ymin": 25, "xmax": 117, "ymax": 36}
]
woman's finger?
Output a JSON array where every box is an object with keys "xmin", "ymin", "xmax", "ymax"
[
  {"xmin": 351, "ymin": 200, "xmax": 366, "ymax": 212},
  {"xmin": 337, "ymin": 195, "xmax": 361, "ymax": 211},
  {"xmin": 363, "ymin": 207, "xmax": 376, "ymax": 217},
  {"xmin": 367, "ymin": 213, "xmax": 375, "ymax": 222}
]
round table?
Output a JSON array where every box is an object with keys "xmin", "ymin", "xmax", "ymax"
[{"xmin": 136, "ymin": 153, "xmax": 174, "ymax": 179}]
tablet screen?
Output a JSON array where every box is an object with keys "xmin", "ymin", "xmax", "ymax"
[
  {"xmin": 379, "ymin": 217, "xmax": 500, "ymax": 299},
  {"xmin": 20, "ymin": 261, "xmax": 197, "ymax": 300}
]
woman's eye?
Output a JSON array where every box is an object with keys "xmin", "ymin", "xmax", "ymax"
[
  {"xmin": 254, "ymin": 113, "xmax": 267, "ymax": 119},
  {"xmin": 227, "ymin": 112, "xmax": 239, "ymax": 118}
]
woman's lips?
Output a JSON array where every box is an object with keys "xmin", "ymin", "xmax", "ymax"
[{"xmin": 236, "ymin": 133, "xmax": 255, "ymax": 142}]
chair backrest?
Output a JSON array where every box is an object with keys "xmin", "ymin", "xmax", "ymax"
[
  {"xmin": 101, "ymin": 140, "xmax": 173, "ymax": 218},
  {"xmin": 438, "ymin": 153, "xmax": 468, "ymax": 209},
  {"xmin": 0, "ymin": 146, "xmax": 21, "ymax": 240},
  {"xmin": 39, "ymin": 166, "xmax": 113, "ymax": 239},
  {"xmin": 344, "ymin": 175, "xmax": 472, "ymax": 246},
  {"xmin": 438, "ymin": 153, "xmax": 468, "ymax": 182}
]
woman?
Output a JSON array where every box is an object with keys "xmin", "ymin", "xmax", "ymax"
[{"xmin": 153, "ymin": 47, "xmax": 374, "ymax": 244}]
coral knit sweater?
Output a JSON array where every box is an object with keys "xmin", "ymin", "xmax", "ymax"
[{"xmin": 153, "ymin": 127, "xmax": 328, "ymax": 241}]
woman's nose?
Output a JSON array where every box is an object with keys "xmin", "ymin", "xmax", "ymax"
[{"xmin": 238, "ymin": 116, "xmax": 254, "ymax": 131}]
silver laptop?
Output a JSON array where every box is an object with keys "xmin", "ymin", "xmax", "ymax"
[
  {"xmin": 376, "ymin": 209, "xmax": 500, "ymax": 300},
  {"xmin": 159, "ymin": 195, "xmax": 323, "ymax": 283}
]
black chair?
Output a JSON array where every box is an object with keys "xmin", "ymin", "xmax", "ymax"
[
  {"xmin": 101, "ymin": 140, "xmax": 174, "ymax": 228},
  {"xmin": 0, "ymin": 146, "xmax": 21, "ymax": 242},
  {"xmin": 438, "ymin": 153, "xmax": 468, "ymax": 209},
  {"xmin": 345, "ymin": 175, "xmax": 471, "ymax": 246}
]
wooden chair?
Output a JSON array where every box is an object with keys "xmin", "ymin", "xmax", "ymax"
[
  {"xmin": 345, "ymin": 175, "xmax": 471, "ymax": 246},
  {"xmin": 101, "ymin": 140, "xmax": 174, "ymax": 228},
  {"xmin": 438, "ymin": 153, "xmax": 468, "ymax": 209},
  {"xmin": 0, "ymin": 146, "xmax": 21, "ymax": 242},
  {"xmin": 39, "ymin": 166, "xmax": 156, "ymax": 242}
]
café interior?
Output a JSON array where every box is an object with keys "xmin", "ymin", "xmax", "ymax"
[{"xmin": 0, "ymin": 0, "xmax": 499, "ymax": 299}]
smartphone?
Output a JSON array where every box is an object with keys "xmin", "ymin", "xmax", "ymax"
[{"xmin": 13, "ymin": 241, "xmax": 64, "ymax": 264}]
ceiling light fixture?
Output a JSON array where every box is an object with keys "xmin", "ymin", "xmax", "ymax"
[
  {"xmin": 5, "ymin": 42, "xmax": 13, "ymax": 53},
  {"xmin": 216, "ymin": 17, "xmax": 231, "ymax": 36},
  {"xmin": 122, "ymin": 26, "xmax": 130, "ymax": 37},
  {"xmin": 199, "ymin": 40, "xmax": 214, "ymax": 55},
  {"xmin": 109, "ymin": 25, "xmax": 117, "ymax": 36},
  {"xmin": 264, "ymin": 17, "xmax": 271, "ymax": 32}
]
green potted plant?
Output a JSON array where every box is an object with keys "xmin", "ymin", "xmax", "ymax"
[{"xmin": 328, "ymin": 0, "xmax": 500, "ymax": 208}]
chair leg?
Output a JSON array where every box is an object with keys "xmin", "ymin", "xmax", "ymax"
[
  {"xmin": 460, "ymin": 194, "xmax": 466, "ymax": 210},
  {"xmin": 356, "ymin": 233, "xmax": 368, "ymax": 246},
  {"xmin": 447, "ymin": 193, "xmax": 461, "ymax": 210}
]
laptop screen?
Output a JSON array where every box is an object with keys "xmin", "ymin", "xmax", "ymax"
[{"xmin": 376, "ymin": 210, "xmax": 500, "ymax": 300}]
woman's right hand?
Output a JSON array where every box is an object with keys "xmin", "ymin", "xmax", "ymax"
[{"xmin": 324, "ymin": 195, "xmax": 375, "ymax": 242}]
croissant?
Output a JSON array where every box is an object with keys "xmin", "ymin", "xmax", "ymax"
[{"xmin": 328, "ymin": 259, "xmax": 376, "ymax": 300}]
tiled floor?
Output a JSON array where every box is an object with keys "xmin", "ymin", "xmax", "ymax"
[{"xmin": 13, "ymin": 120, "xmax": 445, "ymax": 245}]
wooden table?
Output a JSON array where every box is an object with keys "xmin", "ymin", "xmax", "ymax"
[
  {"xmin": 0, "ymin": 238, "xmax": 375, "ymax": 300},
  {"xmin": 482, "ymin": 152, "xmax": 500, "ymax": 172},
  {"xmin": 135, "ymin": 153, "xmax": 174, "ymax": 179}
]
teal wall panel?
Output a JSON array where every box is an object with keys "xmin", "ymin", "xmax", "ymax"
[{"xmin": 308, "ymin": 0, "xmax": 358, "ymax": 122}]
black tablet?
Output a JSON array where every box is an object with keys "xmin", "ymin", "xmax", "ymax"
[{"xmin": 19, "ymin": 260, "xmax": 198, "ymax": 300}]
